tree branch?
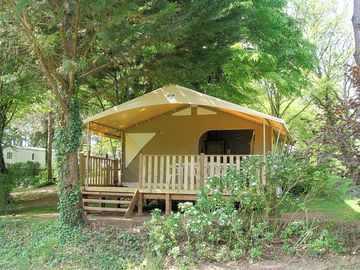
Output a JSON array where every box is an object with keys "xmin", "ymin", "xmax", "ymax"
[
  {"xmin": 79, "ymin": 61, "xmax": 114, "ymax": 82},
  {"xmin": 80, "ymin": 83, "xmax": 115, "ymax": 104}
]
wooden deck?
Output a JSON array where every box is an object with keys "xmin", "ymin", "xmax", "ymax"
[{"xmin": 80, "ymin": 153, "xmax": 261, "ymax": 216}]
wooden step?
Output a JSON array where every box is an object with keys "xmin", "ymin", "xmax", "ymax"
[
  {"xmin": 84, "ymin": 206, "xmax": 127, "ymax": 212},
  {"xmin": 124, "ymin": 189, "xmax": 139, "ymax": 218},
  {"xmin": 81, "ymin": 191, "xmax": 133, "ymax": 197},
  {"xmin": 83, "ymin": 186, "xmax": 136, "ymax": 193},
  {"xmin": 83, "ymin": 198, "xmax": 130, "ymax": 204}
]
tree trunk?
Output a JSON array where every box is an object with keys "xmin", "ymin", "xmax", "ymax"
[
  {"xmin": 353, "ymin": 0, "xmax": 360, "ymax": 65},
  {"xmin": 0, "ymin": 143, "xmax": 7, "ymax": 174},
  {"xmin": 56, "ymin": 102, "xmax": 83, "ymax": 226},
  {"xmin": 0, "ymin": 105, "xmax": 8, "ymax": 174},
  {"xmin": 47, "ymin": 111, "xmax": 53, "ymax": 181},
  {"xmin": 0, "ymin": 112, "xmax": 10, "ymax": 207}
]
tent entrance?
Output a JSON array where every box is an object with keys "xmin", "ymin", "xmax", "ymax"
[{"xmin": 199, "ymin": 130, "xmax": 254, "ymax": 155}]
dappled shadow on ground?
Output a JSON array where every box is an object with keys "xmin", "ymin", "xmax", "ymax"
[
  {"xmin": 5, "ymin": 185, "xmax": 58, "ymax": 215},
  {"xmin": 198, "ymin": 254, "xmax": 360, "ymax": 270},
  {"xmin": 85, "ymin": 212, "xmax": 150, "ymax": 233}
]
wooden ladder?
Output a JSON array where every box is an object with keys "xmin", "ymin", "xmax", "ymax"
[{"xmin": 82, "ymin": 189, "xmax": 139, "ymax": 218}]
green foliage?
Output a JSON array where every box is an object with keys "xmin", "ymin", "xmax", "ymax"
[
  {"xmin": 57, "ymin": 187, "xmax": 83, "ymax": 227},
  {"xmin": 145, "ymin": 153, "xmax": 341, "ymax": 267},
  {"xmin": 0, "ymin": 218, "xmax": 142, "ymax": 269},
  {"xmin": 54, "ymin": 100, "xmax": 82, "ymax": 180},
  {"xmin": 7, "ymin": 161, "xmax": 42, "ymax": 187},
  {"xmin": 309, "ymin": 229, "xmax": 346, "ymax": 257},
  {"xmin": 54, "ymin": 99, "xmax": 83, "ymax": 226},
  {"xmin": 265, "ymin": 152, "xmax": 331, "ymax": 197}
]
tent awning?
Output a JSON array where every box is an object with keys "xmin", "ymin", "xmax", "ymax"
[{"xmin": 84, "ymin": 85, "xmax": 290, "ymax": 138}]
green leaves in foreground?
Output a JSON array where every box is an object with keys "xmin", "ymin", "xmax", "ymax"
[
  {"xmin": 145, "ymin": 153, "xmax": 345, "ymax": 268},
  {"xmin": 0, "ymin": 218, "xmax": 142, "ymax": 270}
]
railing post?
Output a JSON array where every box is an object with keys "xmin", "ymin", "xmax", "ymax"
[
  {"xmin": 105, "ymin": 159, "xmax": 110, "ymax": 185},
  {"xmin": 86, "ymin": 122, "xmax": 91, "ymax": 189},
  {"xmin": 138, "ymin": 153, "xmax": 143, "ymax": 189},
  {"xmin": 79, "ymin": 153, "xmax": 86, "ymax": 186},
  {"xmin": 199, "ymin": 153, "xmax": 205, "ymax": 188},
  {"xmin": 113, "ymin": 158, "xmax": 119, "ymax": 186}
]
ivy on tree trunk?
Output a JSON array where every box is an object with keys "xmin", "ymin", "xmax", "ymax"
[{"xmin": 54, "ymin": 99, "xmax": 83, "ymax": 225}]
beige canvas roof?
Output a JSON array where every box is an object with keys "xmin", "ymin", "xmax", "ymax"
[{"xmin": 84, "ymin": 84, "xmax": 290, "ymax": 138}]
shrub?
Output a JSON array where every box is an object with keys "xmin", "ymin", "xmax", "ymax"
[
  {"xmin": 7, "ymin": 161, "xmax": 43, "ymax": 187},
  {"xmin": 145, "ymin": 153, "xmax": 341, "ymax": 267},
  {"xmin": 309, "ymin": 229, "xmax": 345, "ymax": 256}
]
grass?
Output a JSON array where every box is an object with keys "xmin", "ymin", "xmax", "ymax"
[
  {"xmin": 0, "ymin": 216, "xmax": 143, "ymax": 270},
  {"xmin": 1, "ymin": 177, "xmax": 359, "ymax": 269},
  {"xmin": 298, "ymin": 177, "xmax": 360, "ymax": 222}
]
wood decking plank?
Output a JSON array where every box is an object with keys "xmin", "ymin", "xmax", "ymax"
[
  {"xmin": 83, "ymin": 199, "xmax": 131, "ymax": 204},
  {"xmin": 83, "ymin": 206, "xmax": 127, "ymax": 212}
]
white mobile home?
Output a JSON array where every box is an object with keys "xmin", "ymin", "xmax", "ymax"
[{"xmin": 4, "ymin": 146, "xmax": 55, "ymax": 169}]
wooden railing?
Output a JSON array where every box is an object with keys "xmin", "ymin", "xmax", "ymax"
[
  {"xmin": 80, "ymin": 154, "xmax": 119, "ymax": 186},
  {"xmin": 139, "ymin": 154, "xmax": 253, "ymax": 191}
]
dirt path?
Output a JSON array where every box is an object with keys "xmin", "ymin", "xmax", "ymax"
[{"xmin": 9, "ymin": 185, "xmax": 58, "ymax": 214}]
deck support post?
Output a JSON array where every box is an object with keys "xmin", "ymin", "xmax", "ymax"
[
  {"xmin": 113, "ymin": 159, "xmax": 119, "ymax": 186},
  {"xmin": 262, "ymin": 120, "xmax": 266, "ymax": 155},
  {"xmin": 120, "ymin": 130, "xmax": 125, "ymax": 186},
  {"xmin": 165, "ymin": 193, "xmax": 171, "ymax": 214},
  {"xmin": 101, "ymin": 196, "xmax": 106, "ymax": 207},
  {"xmin": 138, "ymin": 192, "xmax": 143, "ymax": 215},
  {"xmin": 86, "ymin": 122, "xmax": 91, "ymax": 189}
]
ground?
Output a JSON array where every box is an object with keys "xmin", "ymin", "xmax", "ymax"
[{"xmin": 1, "ymin": 182, "xmax": 360, "ymax": 270}]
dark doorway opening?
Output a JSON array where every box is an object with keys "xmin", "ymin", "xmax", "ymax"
[{"xmin": 199, "ymin": 130, "xmax": 254, "ymax": 155}]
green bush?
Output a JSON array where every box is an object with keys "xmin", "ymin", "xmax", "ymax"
[
  {"xmin": 309, "ymin": 229, "xmax": 345, "ymax": 256},
  {"xmin": 7, "ymin": 161, "xmax": 43, "ymax": 187},
  {"xmin": 145, "ymin": 153, "xmax": 341, "ymax": 267},
  {"xmin": 265, "ymin": 152, "xmax": 331, "ymax": 197}
]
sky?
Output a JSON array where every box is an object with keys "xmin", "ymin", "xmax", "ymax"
[{"xmin": 340, "ymin": 0, "xmax": 353, "ymax": 30}]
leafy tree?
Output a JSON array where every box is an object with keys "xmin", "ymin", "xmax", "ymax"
[
  {"xmin": 0, "ymin": 22, "xmax": 42, "ymax": 206},
  {"xmin": 2, "ymin": 0, "xmax": 268, "ymax": 225},
  {"xmin": 353, "ymin": 0, "xmax": 360, "ymax": 65},
  {"xmin": 311, "ymin": 67, "xmax": 360, "ymax": 185},
  {"xmin": 199, "ymin": 0, "xmax": 317, "ymax": 120},
  {"xmin": 281, "ymin": 0, "xmax": 353, "ymax": 143}
]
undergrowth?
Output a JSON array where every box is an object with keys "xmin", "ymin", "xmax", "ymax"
[
  {"xmin": 144, "ymin": 153, "xmax": 347, "ymax": 269},
  {"xmin": 0, "ymin": 218, "xmax": 143, "ymax": 270}
]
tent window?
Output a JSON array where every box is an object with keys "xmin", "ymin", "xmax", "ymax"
[
  {"xmin": 199, "ymin": 130, "xmax": 254, "ymax": 155},
  {"xmin": 7, "ymin": 152, "xmax": 12, "ymax": 159},
  {"xmin": 32, "ymin": 153, "xmax": 35, "ymax": 160}
]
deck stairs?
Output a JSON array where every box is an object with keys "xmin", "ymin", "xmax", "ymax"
[{"xmin": 82, "ymin": 189, "xmax": 139, "ymax": 218}]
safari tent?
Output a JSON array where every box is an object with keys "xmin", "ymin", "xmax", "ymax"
[{"xmin": 80, "ymin": 85, "xmax": 290, "ymax": 217}]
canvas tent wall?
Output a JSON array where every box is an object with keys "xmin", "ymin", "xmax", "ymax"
[{"xmin": 83, "ymin": 85, "xmax": 290, "ymax": 183}]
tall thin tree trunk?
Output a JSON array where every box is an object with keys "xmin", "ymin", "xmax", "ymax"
[
  {"xmin": 47, "ymin": 111, "xmax": 53, "ymax": 181},
  {"xmin": 0, "ymin": 142, "xmax": 6, "ymax": 174},
  {"xmin": 0, "ymin": 113, "xmax": 8, "ymax": 174},
  {"xmin": 353, "ymin": 0, "xmax": 360, "ymax": 65}
]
